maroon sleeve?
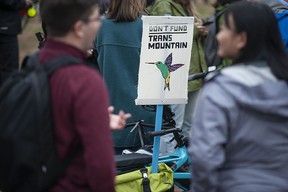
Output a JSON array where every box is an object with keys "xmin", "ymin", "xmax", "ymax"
[{"xmin": 69, "ymin": 67, "xmax": 115, "ymax": 192}]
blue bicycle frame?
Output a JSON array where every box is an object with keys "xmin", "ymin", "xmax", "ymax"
[{"xmin": 159, "ymin": 146, "xmax": 191, "ymax": 180}]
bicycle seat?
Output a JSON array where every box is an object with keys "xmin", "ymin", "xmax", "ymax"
[{"xmin": 115, "ymin": 153, "xmax": 152, "ymax": 169}]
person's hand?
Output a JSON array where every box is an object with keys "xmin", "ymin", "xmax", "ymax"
[
  {"xmin": 108, "ymin": 106, "xmax": 132, "ymax": 130},
  {"xmin": 196, "ymin": 22, "xmax": 208, "ymax": 36}
]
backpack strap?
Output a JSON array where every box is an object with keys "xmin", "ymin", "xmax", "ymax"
[
  {"xmin": 140, "ymin": 168, "xmax": 152, "ymax": 192},
  {"xmin": 24, "ymin": 51, "xmax": 82, "ymax": 75},
  {"xmin": 21, "ymin": 51, "xmax": 39, "ymax": 70},
  {"xmin": 43, "ymin": 56, "xmax": 81, "ymax": 75},
  {"xmin": 203, "ymin": 8, "xmax": 227, "ymax": 27}
]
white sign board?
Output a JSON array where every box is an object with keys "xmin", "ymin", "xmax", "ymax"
[{"xmin": 136, "ymin": 16, "xmax": 194, "ymax": 105}]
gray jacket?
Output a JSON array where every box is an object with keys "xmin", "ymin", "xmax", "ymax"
[{"xmin": 189, "ymin": 62, "xmax": 288, "ymax": 192}]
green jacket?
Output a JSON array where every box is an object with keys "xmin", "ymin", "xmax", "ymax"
[{"xmin": 147, "ymin": 0, "xmax": 207, "ymax": 92}]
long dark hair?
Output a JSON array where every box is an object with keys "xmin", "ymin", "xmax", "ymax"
[{"xmin": 224, "ymin": 1, "xmax": 288, "ymax": 81}]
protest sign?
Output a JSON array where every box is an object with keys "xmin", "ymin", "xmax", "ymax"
[{"xmin": 136, "ymin": 16, "xmax": 194, "ymax": 105}]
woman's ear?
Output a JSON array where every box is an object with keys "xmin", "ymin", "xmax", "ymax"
[{"xmin": 237, "ymin": 31, "xmax": 247, "ymax": 50}]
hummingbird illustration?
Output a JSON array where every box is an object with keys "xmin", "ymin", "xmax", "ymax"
[{"xmin": 146, "ymin": 53, "xmax": 184, "ymax": 91}]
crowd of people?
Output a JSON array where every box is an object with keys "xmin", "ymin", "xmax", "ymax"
[{"xmin": 0, "ymin": 0, "xmax": 288, "ymax": 191}]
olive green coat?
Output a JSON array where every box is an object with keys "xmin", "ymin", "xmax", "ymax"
[{"xmin": 147, "ymin": 0, "xmax": 207, "ymax": 92}]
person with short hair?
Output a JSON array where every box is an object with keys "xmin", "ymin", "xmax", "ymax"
[
  {"xmin": 189, "ymin": 1, "xmax": 288, "ymax": 191},
  {"xmin": 39, "ymin": 0, "xmax": 116, "ymax": 191}
]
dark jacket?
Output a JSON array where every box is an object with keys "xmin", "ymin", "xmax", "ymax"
[
  {"xmin": 189, "ymin": 62, "xmax": 288, "ymax": 192},
  {"xmin": 0, "ymin": 0, "xmax": 26, "ymax": 35},
  {"xmin": 201, "ymin": 3, "xmax": 234, "ymax": 68}
]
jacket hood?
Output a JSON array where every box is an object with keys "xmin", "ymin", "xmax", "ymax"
[{"xmin": 218, "ymin": 62, "xmax": 288, "ymax": 118}]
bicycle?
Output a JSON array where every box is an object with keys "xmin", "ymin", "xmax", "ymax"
[
  {"xmin": 115, "ymin": 105, "xmax": 191, "ymax": 191},
  {"xmin": 115, "ymin": 68, "xmax": 217, "ymax": 191}
]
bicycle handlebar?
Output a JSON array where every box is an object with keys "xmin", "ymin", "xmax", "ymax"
[
  {"xmin": 188, "ymin": 66, "xmax": 217, "ymax": 81},
  {"xmin": 188, "ymin": 72, "xmax": 207, "ymax": 81},
  {"xmin": 126, "ymin": 121, "xmax": 174, "ymax": 130},
  {"xmin": 146, "ymin": 128, "xmax": 181, "ymax": 137}
]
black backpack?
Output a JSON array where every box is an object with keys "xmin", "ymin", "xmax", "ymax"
[
  {"xmin": 0, "ymin": 53, "xmax": 80, "ymax": 192},
  {"xmin": 204, "ymin": 8, "xmax": 227, "ymax": 67}
]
